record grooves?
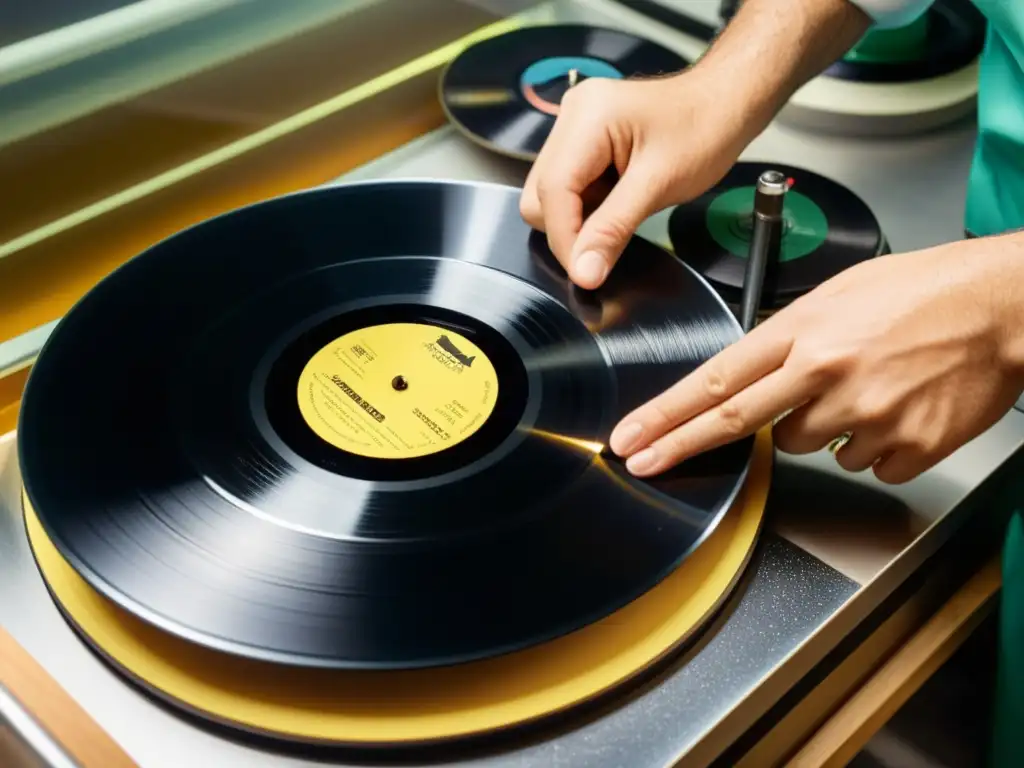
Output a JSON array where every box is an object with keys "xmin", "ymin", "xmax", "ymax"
[
  {"xmin": 19, "ymin": 180, "xmax": 752, "ymax": 672},
  {"xmin": 23, "ymin": 423, "xmax": 770, "ymax": 747}
]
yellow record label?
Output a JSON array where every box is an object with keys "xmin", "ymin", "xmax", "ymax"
[{"xmin": 296, "ymin": 323, "xmax": 498, "ymax": 459}]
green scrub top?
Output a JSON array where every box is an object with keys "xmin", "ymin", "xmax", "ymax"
[
  {"xmin": 927, "ymin": 4, "xmax": 1024, "ymax": 765},
  {"xmin": 853, "ymin": 1, "xmax": 1024, "ymax": 763},
  {"xmin": 967, "ymin": 3, "xmax": 1024, "ymax": 240}
]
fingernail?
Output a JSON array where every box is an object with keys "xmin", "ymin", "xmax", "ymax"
[
  {"xmin": 609, "ymin": 422, "xmax": 644, "ymax": 455},
  {"xmin": 573, "ymin": 250, "xmax": 608, "ymax": 287},
  {"xmin": 626, "ymin": 447, "xmax": 658, "ymax": 475}
]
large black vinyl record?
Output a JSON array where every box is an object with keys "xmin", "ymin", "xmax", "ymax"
[
  {"xmin": 441, "ymin": 25, "xmax": 689, "ymax": 160},
  {"xmin": 669, "ymin": 163, "xmax": 886, "ymax": 309},
  {"xmin": 19, "ymin": 180, "xmax": 750, "ymax": 670}
]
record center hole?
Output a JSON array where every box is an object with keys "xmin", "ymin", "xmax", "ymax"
[{"xmin": 392, "ymin": 375, "xmax": 409, "ymax": 392}]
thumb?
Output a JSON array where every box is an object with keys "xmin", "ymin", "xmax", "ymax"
[{"xmin": 568, "ymin": 164, "xmax": 660, "ymax": 290}]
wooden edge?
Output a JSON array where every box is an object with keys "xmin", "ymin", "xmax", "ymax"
[
  {"xmin": 734, "ymin": 580, "xmax": 931, "ymax": 767},
  {"xmin": 0, "ymin": 627, "xmax": 137, "ymax": 767},
  {"xmin": 732, "ymin": 542, "xmax": 987, "ymax": 768},
  {"xmin": 783, "ymin": 555, "xmax": 1001, "ymax": 768}
]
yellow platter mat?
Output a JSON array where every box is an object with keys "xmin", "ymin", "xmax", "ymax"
[{"xmin": 24, "ymin": 428, "xmax": 771, "ymax": 746}]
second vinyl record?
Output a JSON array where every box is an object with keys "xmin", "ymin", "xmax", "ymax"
[
  {"xmin": 669, "ymin": 163, "xmax": 886, "ymax": 308},
  {"xmin": 441, "ymin": 25, "xmax": 689, "ymax": 160},
  {"xmin": 19, "ymin": 180, "xmax": 751, "ymax": 671}
]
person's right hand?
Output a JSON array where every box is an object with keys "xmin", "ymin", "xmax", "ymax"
[{"xmin": 519, "ymin": 71, "xmax": 755, "ymax": 290}]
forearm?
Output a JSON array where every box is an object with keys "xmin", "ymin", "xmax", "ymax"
[{"xmin": 690, "ymin": 0, "xmax": 871, "ymax": 142}]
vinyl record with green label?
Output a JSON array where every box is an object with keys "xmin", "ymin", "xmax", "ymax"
[
  {"xmin": 824, "ymin": 0, "xmax": 985, "ymax": 83},
  {"xmin": 668, "ymin": 163, "xmax": 886, "ymax": 309}
]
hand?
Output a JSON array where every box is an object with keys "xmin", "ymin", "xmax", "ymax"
[
  {"xmin": 607, "ymin": 239, "xmax": 1024, "ymax": 484},
  {"xmin": 519, "ymin": 72, "xmax": 753, "ymax": 290}
]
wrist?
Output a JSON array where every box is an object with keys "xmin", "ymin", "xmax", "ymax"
[
  {"xmin": 684, "ymin": 0, "xmax": 870, "ymax": 143},
  {"xmin": 673, "ymin": 66, "xmax": 774, "ymax": 151},
  {"xmin": 686, "ymin": 55, "xmax": 776, "ymax": 132},
  {"xmin": 994, "ymin": 241, "xmax": 1024, "ymax": 378},
  {"xmin": 954, "ymin": 235, "xmax": 1024, "ymax": 377}
]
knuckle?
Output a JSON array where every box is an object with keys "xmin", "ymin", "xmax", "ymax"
[
  {"xmin": 701, "ymin": 363, "xmax": 730, "ymax": 400},
  {"xmin": 586, "ymin": 215, "xmax": 633, "ymax": 246},
  {"xmin": 645, "ymin": 400, "xmax": 675, "ymax": 433},
  {"xmin": 890, "ymin": 422, "xmax": 938, "ymax": 457},
  {"xmin": 912, "ymin": 431, "xmax": 943, "ymax": 458},
  {"xmin": 716, "ymin": 399, "xmax": 747, "ymax": 437},
  {"xmin": 657, "ymin": 429, "xmax": 690, "ymax": 463},
  {"xmin": 849, "ymin": 393, "xmax": 890, "ymax": 425},
  {"xmin": 792, "ymin": 344, "xmax": 851, "ymax": 381},
  {"xmin": 519, "ymin": 194, "xmax": 541, "ymax": 226},
  {"xmin": 535, "ymin": 172, "xmax": 567, "ymax": 206},
  {"xmin": 535, "ymin": 174, "xmax": 551, "ymax": 200}
]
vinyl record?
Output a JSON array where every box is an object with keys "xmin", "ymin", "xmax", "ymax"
[
  {"xmin": 22, "ymin": 428, "xmax": 771, "ymax": 746},
  {"xmin": 440, "ymin": 25, "xmax": 689, "ymax": 160},
  {"xmin": 19, "ymin": 180, "xmax": 751, "ymax": 671},
  {"xmin": 824, "ymin": 0, "xmax": 985, "ymax": 83},
  {"xmin": 668, "ymin": 163, "xmax": 886, "ymax": 309}
]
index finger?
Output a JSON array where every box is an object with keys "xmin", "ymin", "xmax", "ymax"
[
  {"xmin": 608, "ymin": 320, "xmax": 796, "ymax": 456},
  {"xmin": 535, "ymin": 128, "xmax": 612, "ymax": 266},
  {"xmin": 623, "ymin": 361, "xmax": 817, "ymax": 476},
  {"xmin": 537, "ymin": 178, "xmax": 584, "ymax": 266}
]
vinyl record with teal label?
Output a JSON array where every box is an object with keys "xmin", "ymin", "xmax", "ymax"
[{"xmin": 440, "ymin": 24, "xmax": 689, "ymax": 160}]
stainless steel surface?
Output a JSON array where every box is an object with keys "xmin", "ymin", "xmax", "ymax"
[
  {"xmin": 2, "ymin": 0, "xmax": 1023, "ymax": 765},
  {"xmin": 0, "ymin": 683, "xmax": 80, "ymax": 768}
]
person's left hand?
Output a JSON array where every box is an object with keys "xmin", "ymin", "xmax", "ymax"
[{"xmin": 607, "ymin": 237, "xmax": 1024, "ymax": 484}]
